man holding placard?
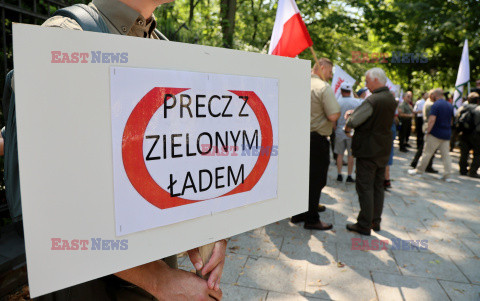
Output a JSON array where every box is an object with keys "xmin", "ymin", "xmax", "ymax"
[{"xmin": 32, "ymin": 0, "xmax": 227, "ymax": 299}]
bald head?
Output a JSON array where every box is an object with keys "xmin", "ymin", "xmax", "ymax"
[
  {"xmin": 431, "ymin": 88, "xmax": 444, "ymax": 100},
  {"xmin": 312, "ymin": 58, "xmax": 333, "ymax": 82},
  {"xmin": 468, "ymin": 92, "xmax": 480, "ymax": 104},
  {"xmin": 404, "ymin": 91, "xmax": 413, "ymax": 103},
  {"xmin": 313, "ymin": 58, "xmax": 333, "ymax": 72}
]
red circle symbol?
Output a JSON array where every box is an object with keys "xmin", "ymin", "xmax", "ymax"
[{"xmin": 122, "ymin": 87, "xmax": 273, "ymax": 209}]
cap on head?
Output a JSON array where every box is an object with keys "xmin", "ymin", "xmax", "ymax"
[
  {"xmin": 356, "ymin": 87, "xmax": 368, "ymax": 95},
  {"xmin": 340, "ymin": 82, "xmax": 352, "ymax": 92}
]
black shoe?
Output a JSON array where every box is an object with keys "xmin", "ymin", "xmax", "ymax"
[
  {"xmin": 384, "ymin": 179, "xmax": 391, "ymax": 189},
  {"xmin": 346, "ymin": 223, "xmax": 371, "ymax": 235},
  {"xmin": 337, "ymin": 174, "xmax": 343, "ymax": 182},
  {"xmin": 399, "ymin": 148, "xmax": 409, "ymax": 153},
  {"xmin": 460, "ymin": 171, "xmax": 468, "ymax": 176},
  {"xmin": 410, "ymin": 162, "xmax": 417, "ymax": 168},
  {"xmin": 468, "ymin": 173, "xmax": 480, "ymax": 179},
  {"xmin": 290, "ymin": 216, "xmax": 304, "ymax": 224},
  {"xmin": 318, "ymin": 204, "xmax": 326, "ymax": 212},
  {"xmin": 304, "ymin": 221, "xmax": 333, "ymax": 231},
  {"xmin": 425, "ymin": 168, "xmax": 438, "ymax": 174},
  {"xmin": 372, "ymin": 223, "xmax": 381, "ymax": 231},
  {"xmin": 346, "ymin": 176, "xmax": 355, "ymax": 183}
]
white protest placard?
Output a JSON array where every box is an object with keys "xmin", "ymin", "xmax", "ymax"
[
  {"xmin": 385, "ymin": 77, "xmax": 398, "ymax": 93},
  {"xmin": 12, "ymin": 24, "xmax": 310, "ymax": 297},
  {"xmin": 111, "ymin": 68, "xmax": 279, "ymax": 235},
  {"xmin": 331, "ymin": 65, "xmax": 356, "ymax": 99}
]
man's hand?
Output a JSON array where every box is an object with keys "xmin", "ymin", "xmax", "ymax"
[
  {"xmin": 344, "ymin": 110, "xmax": 354, "ymax": 121},
  {"xmin": 188, "ymin": 240, "xmax": 227, "ymax": 291},
  {"xmin": 115, "ymin": 260, "xmax": 222, "ymax": 301},
  {"xmin": 344, "ymin": 125, "xmax": 353, "ymax": 138},
  {"xmin": 156, "ymin": 265, "xmax": 223, "ymax": 301}
]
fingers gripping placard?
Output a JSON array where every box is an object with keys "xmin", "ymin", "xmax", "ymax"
[{"xmin": 111, "ymin": 68, "xmax": 279, "ymax": 235}]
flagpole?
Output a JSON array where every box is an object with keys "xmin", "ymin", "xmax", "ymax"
[
  {"xmin": 309, "ymin": 46, "xmax": 319, "ymax": 63},
  {"xmin": 468, "ymin": 82, "xmax": 471, "ymax": 94}
]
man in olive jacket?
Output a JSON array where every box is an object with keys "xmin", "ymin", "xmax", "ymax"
[{"xmin": 344, "ymin": 68, "xmax": 397, "ymax": 235}]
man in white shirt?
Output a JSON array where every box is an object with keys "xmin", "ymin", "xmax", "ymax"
[
  {"xmin": 334, "ymin": 83, "xmax": 360, "ymax": 182},
  {"xmin": 414, "ymin": 92, "xmax": 428, "ymax": 150}
]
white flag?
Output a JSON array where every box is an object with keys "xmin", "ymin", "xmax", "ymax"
[
  {"xmin": 453, "ymin": 39, "xmax": 470, "ymax": 111},
  {"xmin": 331, "ymin": 65, "xmax": 356, "ymax": 99}
]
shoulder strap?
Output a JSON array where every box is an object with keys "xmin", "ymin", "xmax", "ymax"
[
  {"xmin": 53, "ymin": 4, "xmax": 110, "ymax": 33},
  {"xmin": 2, "ymin": 70, "xmax": 14, "ymax": 126},
  {"xmin": 154, "ymin": 29, "xmax": 169, "ymax": 41}
]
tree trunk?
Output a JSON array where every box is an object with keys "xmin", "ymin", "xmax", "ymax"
[
  {"xmin": 189, "ymin": 0, "xmax": 201, "ymax": 25},
  {"xmin": 220, "ymin": 0, "xmax": 237, "ymax": 48},
  {"xmin": 189, "ymin": 0, "xmax": 195, "ymax": 25}
]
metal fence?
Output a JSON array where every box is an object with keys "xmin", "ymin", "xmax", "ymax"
[{"xmin": 0, "ymin": 0, "xmax": 87, "ymax": 217}]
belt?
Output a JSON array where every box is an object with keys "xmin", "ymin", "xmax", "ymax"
[{"xmin": 311, "ymin": 131, "xmax": 328, "ymax": 138}]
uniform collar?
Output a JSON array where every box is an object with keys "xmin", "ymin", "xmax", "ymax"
[
  {"xmin": 373, "ymin": 86, "xmax": 389, "ymax": 93},
  {"xmin": 92, "ymin": 0, "xmax": 156, "ymax": 36},
  {"xmin": 311, "ymin": 74, "xmax": 327, "ymax": 83}
]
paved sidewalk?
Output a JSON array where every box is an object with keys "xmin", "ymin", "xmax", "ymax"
[{"xmin": 180, "ymin": 141, "xmax": 480, "ymax": 300}]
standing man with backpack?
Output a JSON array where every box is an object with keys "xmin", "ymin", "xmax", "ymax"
[
  {"xmin": 2, "ymin": 0, "xmax": 226, "ymax": 299},
  {"xmin": 456, "ymin": 92, "xmax": 480, "ymax": 178}
]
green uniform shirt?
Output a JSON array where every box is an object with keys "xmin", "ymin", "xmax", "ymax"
[
  {"xmin": 310, "ymin": 74, "xmax": 340, "ymax": 136},
  {"xmin": 42, "ymin": 0, "xmax": 160, "ymax": 39},
  {"xmin": 399, "ymin": 101, "xmax": 413, "ymax": 116}
]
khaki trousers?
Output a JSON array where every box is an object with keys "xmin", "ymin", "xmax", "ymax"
[{"xmin": 416, "ymin": 134, "xmax": 452, "ymax": 177}]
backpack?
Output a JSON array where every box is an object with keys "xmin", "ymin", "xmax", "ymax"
[
  {"xmin": 455, "ymin": 104, "xmax": 477, "ymax": 134},
  {"xmin": 2, "ymin": 4, "xmax": 167, "ymax": 222}
]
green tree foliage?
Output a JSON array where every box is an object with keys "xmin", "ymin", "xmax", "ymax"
[
  {"xmin": 2, "ymin": 0, "xmax": 479, "ymax": 97},
  {"xmin": 346, "ymin": 0, "xmax": 480, "ymax": 96},
  {"xmin": 154, "ymin": 0, "xmax": 479, "ymax": 96}
]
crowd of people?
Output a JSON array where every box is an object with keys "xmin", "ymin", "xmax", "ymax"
[
  {"xmin": 292, "ymin": 58, "xmax": 480, "ymax": 237},
  {"xmin": 1, "ymin": 0, "xmax": 479, "ymax": 298}
]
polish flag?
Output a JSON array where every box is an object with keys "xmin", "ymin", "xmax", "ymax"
[{"xmin": 268, "ymin": 0, "xmax": 313, "ymax": 57}]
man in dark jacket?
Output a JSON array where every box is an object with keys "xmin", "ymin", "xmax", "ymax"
[
  {"xmin": 457, "ymin": 92, "xmax": 480, "ymax": 178},
  {"xmin": 343, "ymin": 68, "xmax": 397, "ymax": 235}
]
